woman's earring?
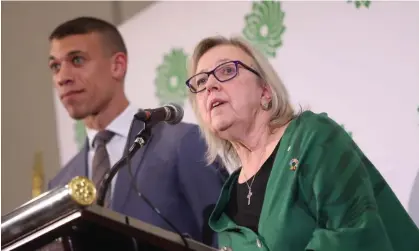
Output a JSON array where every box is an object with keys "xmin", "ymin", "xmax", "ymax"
[{"xmin": 261, "ymin": 100, "xmax": 271, "ymax": 110}]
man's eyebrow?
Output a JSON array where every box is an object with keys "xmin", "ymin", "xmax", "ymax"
[
  {"xmin": 48, "ymin": 50, "xmax": 84, "ymax": 61},
  {"xmin": 197, "ymin": 58, "xmax": 231, "ymax": 74}
]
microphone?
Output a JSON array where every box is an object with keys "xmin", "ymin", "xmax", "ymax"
[{"xmin": 134, "ymin": 103, "xmax": 184, "ymax": 126}]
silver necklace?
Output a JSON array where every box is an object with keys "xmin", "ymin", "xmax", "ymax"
[
  {"xmin": 241, "ymin": 147, "xmax": 267, "ymax": 205},
  {"xmin": 242, "ymin": 172, "xmax": 256, "ymax": 205}
]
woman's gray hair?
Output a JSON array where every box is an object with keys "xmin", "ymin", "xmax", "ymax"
[{"xmin": 187, "ymin": 35, "xmax": 296, "ymax": 172}]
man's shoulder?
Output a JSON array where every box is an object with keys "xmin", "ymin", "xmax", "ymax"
[
  {"xmin": 150, "ymin": 121, "xmax": 207, "ymax": 157},
  {"xmin": 165, "ymin": 121, "xmax": 198, "ymax": 131},
  {"xmin": 157, "ymin": 121, "xmax": 200, "ymax": 138}
]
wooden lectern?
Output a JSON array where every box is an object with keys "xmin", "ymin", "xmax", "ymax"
[{"xmin": 1, "ymin": 177, "xmax": 218, "ymax": 251}]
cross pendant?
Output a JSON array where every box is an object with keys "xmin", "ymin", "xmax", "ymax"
[{"xmin": 247, "ymin": 190, "xmax": 253, "ymax": 205}]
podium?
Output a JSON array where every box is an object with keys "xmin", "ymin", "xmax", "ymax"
[{"xmin": 1, "ymin": 177, "xmax": 218, "ymax": 251}]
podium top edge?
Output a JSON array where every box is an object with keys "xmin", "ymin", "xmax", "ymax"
[{"xmin": 83, "ymin": 205, "xmax": 218, "ymax": 251}]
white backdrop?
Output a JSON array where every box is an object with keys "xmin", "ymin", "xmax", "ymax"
[{"xmin": 53, "ymin": 1, "xmax": 419, "ymax": 225}]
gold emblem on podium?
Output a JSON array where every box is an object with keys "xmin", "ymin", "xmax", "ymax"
[{"xmin": 68, "ymin": 176, "xmax": 97, "ymax": 206}]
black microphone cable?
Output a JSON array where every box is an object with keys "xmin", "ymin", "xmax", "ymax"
[{"xmin": 124, "ymin": 115, "xmax": 191, "ymax": 250}]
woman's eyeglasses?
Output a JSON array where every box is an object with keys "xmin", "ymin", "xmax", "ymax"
[{"xmin": 185, "ymin": 60, "xmax": 261, "ymax": 93}]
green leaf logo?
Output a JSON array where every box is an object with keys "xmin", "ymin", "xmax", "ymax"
[
  {"xmin": 155, "ymin": 48, "xmax": 189, "ymax": 107},
  {"xmin": 74, "ymin": 120, "xmax": 86, "ymax": 150},
  {"xmin": 347, "ymin": 0, "xmax": 371, "ymax": 9},
  {"xmin": 242, "ymin": 0, "xmax": 286, "ymax": 58},
  {"xmin": 340, "ymin": 124, "xmax": 353, "ymax": 137}
]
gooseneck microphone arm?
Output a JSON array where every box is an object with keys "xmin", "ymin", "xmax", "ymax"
[
  {"xmin": 96, "ymin": 125, "xmax": 152, "ymax": 206},
  {"xmin": 96, "ymin": 104, "xmax": 189, "ymax": 250},
  {"xmin": 95, "ymin": 104, "xmax": 190, "ymax": 249}
]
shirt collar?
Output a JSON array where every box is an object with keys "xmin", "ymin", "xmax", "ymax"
[{"xmin": 85, "ymin": 104, "xmax": 139, "ymax": 148}]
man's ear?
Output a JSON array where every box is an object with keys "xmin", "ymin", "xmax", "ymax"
[{"xmin": 111, "ymin": 52, "xmax": 127, "ymax": 80}]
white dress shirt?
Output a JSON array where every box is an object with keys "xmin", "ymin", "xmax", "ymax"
[{"xmin": 85, "ymin": 104, "xmax": 139, "ymax": 199}]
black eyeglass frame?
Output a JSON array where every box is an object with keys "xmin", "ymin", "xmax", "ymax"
[{"xmin": 185, "ymin": 60, "xmax": 262, "ymax": 93}]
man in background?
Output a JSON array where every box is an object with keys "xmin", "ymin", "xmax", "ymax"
[{"xmin": 47, "ymin": 16, "xmax": 226, "ymax": 247}]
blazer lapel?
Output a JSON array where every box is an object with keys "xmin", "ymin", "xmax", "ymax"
[
  {"xmin": 112, "ymin": 119, "xmax": 153, "ymax": 211},
  {"xmin": 68, "ymin": 140, "xmax": 89, "ymax": 181}
]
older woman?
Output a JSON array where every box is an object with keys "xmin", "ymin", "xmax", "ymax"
[{"xmin": 185, "ymin": 35, "xmax": 419, "ymax": 251}]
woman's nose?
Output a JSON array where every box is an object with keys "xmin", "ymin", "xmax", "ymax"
[{"xmin": 205, "ymin": 75, "xmax": 221, "ymax": 93}]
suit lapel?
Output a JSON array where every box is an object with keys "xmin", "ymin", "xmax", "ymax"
[{"xmin": 112, "ymin": 119, "xmax": 154, "ymax": 211}]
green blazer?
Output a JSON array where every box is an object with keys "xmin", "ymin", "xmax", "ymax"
[{"xmin": 209, "ymin": 111, "xmax": 419, "ymax": 251}]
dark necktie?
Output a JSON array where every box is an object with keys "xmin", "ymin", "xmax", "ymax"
[{"xmin": 92, "ymin": 130, "xmax": 115, "ymax": 207}]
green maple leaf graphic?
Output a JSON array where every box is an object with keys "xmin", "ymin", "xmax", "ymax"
[
  {"xmin": 155, "ymin": 48, "xmax": 189, "ymax": 107},
  {"xmin": 242, "ymin": 0, "xmax": 286, "ymax": 58},
  {"xmin": 347, "ymin": 0, "xmax": 371, "ymax": 9}
]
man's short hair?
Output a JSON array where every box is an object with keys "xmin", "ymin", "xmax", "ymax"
[{"xmin": 49, "ymin": 16, "xmax": 127, "ymax": 55}]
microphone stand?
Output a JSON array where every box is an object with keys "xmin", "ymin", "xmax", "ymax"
[
  {"xmin": 96, "ymin": 125, "xmax": 152, "ymax": 206},
  {"xmin": 95, "ymin": 120, "xmax": 192, "ymax": 249}
]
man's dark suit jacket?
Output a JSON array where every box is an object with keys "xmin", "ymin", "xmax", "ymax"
[{"xmin": 48, "ymin": 119, "xmax": 227, "ymax": 247}]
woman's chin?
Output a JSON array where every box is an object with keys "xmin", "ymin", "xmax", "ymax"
[{"xmin": 211, "ymin": 119, "xmax": 233, "ymax": 134}]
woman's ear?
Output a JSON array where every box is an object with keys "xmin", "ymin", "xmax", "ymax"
[
  {"xmin": 260, "ymin": 83, "xmax": 272, "ymax": 110},
  {"xmin": 111, "ymin": 52, "xmax": 127, "ymax": 80},
  {"xmin": 260, "ymin": 81, "xmax": 272, "ymax": 101}
]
